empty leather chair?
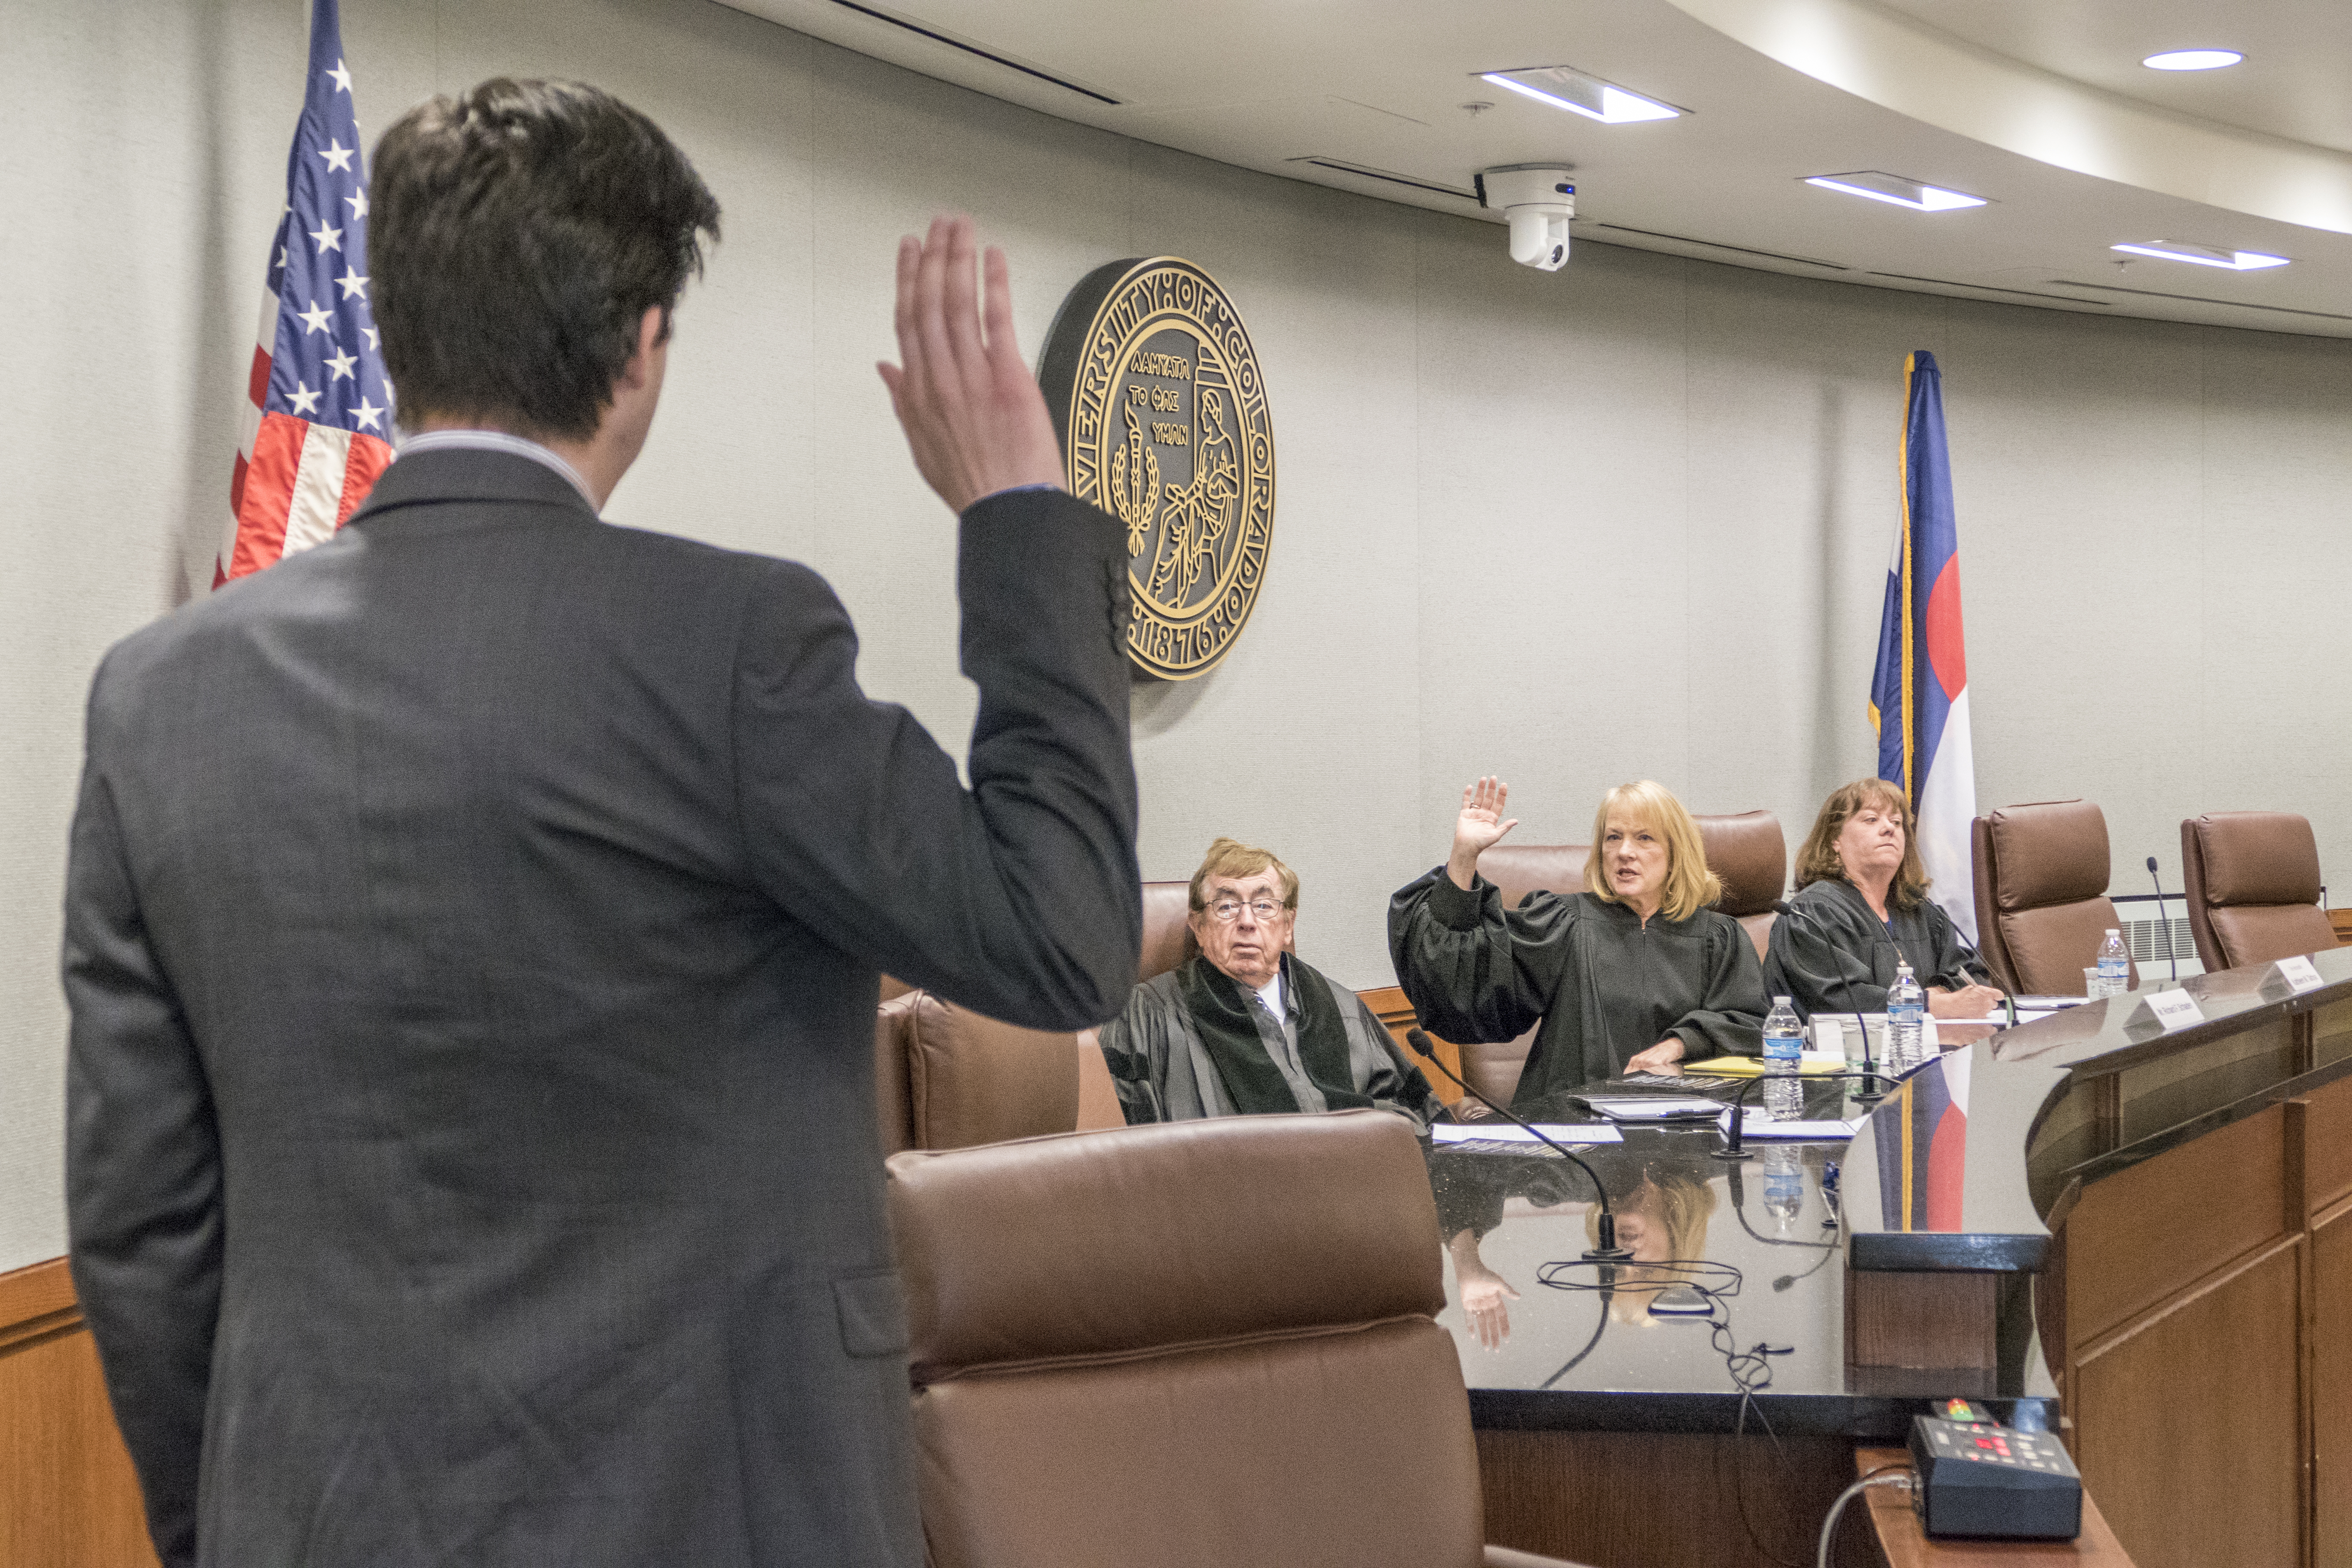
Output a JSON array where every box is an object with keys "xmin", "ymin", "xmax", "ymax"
[
  {"xmin": 1970, "ymin": 799, "xmax": 2137, "ymax": 997},
  {"xmin": 873, "ymin": 989, "xmax": 1081, "ymax": 1155},
  {"xmin": 886, "ymin": 1110, "xmax": 1588, "ymax": 1568},
  {"xmin": 1694, "ymin": 811, "xmax": 1786, "ymax": 961},
  {"xmin": 2180, "ymin": 812, "xmax": 2339, "ymax": 972}
]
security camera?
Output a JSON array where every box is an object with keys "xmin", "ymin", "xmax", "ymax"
[{"xmin": 1477, "ymin": 165, "xmax": 1575, "ymax": 272}]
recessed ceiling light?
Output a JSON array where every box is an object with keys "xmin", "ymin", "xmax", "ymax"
[
  {"xmin": 1478, "ymin": 67, "xmax": 1681, "ymax": 124},
  {"xmin": 2143, "ymin": 49, "xmax": 2244, "ymax": 71},
  {"xmin": 1803, "ymin": 171, "xmax": 1988, "ymax": 212},
  {"xmin": 2111, "ymin": 240, "xmax": 2288, "ymax": 270}
]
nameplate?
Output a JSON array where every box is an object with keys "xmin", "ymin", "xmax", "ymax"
[
  {"xmin": 2263, "ymin": 955, "xmax": 2325, "ymax": 996},
  {"xmin": 2125, "ymin": 988, "xmax": 2205, "ymax": 1033}
]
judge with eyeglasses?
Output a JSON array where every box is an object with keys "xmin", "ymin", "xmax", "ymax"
[{"xmin": 1096, "ymin": 836, "xmax": 1444, "ymax": 1126}]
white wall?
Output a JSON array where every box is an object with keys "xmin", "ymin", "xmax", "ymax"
[{"xmin": 3, "ymin": 0, "xmax": 2348, "ymax": 1270}]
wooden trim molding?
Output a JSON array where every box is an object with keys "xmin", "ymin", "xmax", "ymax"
[
  {"xmin": 0, "ymin": 1256, "xmax": 162, "ymax": 1568},
  {"xmin": 0, "ymin": 1257, "xmax": 81, "ymax": 1353}
]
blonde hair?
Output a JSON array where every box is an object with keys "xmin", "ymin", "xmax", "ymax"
[
  {"xmin": 1794, "ymin": 778, "xmax": 1929, "ymax": 910},
  {"xmin": 1583, "ymin": 781, "xmax": 1721, "ymax": 922},
  {"xmin": 1187, "ymin": 836, "xmax": 1299, "ymax": 912},
  {"xmin": 1583, "ymin": 1174, "xmax": 1722, "ymax": 1322}
]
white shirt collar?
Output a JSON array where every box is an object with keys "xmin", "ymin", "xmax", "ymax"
[
  {"xmin": 396, "ymin": 428, "xmax": 598, "ymax": 509},
  {"xmin": 1254, "ymin": 967, "xmax": 1284, "ymax": 1020}
]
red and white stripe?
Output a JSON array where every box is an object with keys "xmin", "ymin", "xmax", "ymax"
[{"xmin": 214, "ymin": 284, "xmax": 393, "ymax": 590}]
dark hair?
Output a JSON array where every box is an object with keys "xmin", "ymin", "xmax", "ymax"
[
  {"xmin": 371, "ymin": 79, "xmax": 721, "ymax": 440},
  {"xmin": 1793, "ymin": 777, "xmax": 1931, "ymax": 909}
]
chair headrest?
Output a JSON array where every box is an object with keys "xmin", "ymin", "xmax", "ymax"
[
  {"xmin": 1138, "ymin": 881, "xmax": 1195, "ymax": 982},
  {"xmin": 888, "ymin": 1111, "xmax": 1441, "ymax": 1381},
  {"xmin": 2189, "ymin": 812, "xmax": 2322, "ymax": 906},
  {"xmin": 1986, "ymin": 800, "xmax": 2111, "ymax": 910},
  {"xmin": 895, "ymin": 991, "xmax": 1078, "ymax": 1152},
  {"xmin": 1695, "ymin": 812, "xmax": 1786, "ymax": 917},
  {"xmin": 1475, "ymin": 843, "xmax": 1590, "ymax": 911}
]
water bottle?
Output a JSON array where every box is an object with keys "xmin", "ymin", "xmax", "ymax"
[
  {"xmin": 1888, "ymin": 963, "xmax": 1925, "ymax": 1072},
  {"xmin": 1761, "ymin": 1144, "xmax": 1804, "ymax": 1229},
  {"xmin": 2097, "ymin": 929, "xmax": 2128, "ymax": 998},
  {"xmin": 1762, "ymin": 996, "xmax": 1804, "ymax": 1119}
]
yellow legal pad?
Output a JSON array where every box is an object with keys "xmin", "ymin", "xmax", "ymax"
[{"xmin": 1686, "ymin": 1054, "xmax": 1853, "ymax": 1076}]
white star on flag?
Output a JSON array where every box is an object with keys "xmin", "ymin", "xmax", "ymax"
[
  {"xmin": 308, "ymin": 221, "xmax": 343, "ymax": 254},
  {"xmin": 344, "ymin": 190, "xmax": 369, "ymax": 219},
  {"xmin": 297, "ymin": 300, "xmax": 334, "ymax": 334},
  {"xmin": 326, "ymin": 348, "xmax": 358, "ymax": 382},
  {"xmin": 328, "ymin": 59, "xmax": 353, "ymax": 93},
  {"xmin": 362, "ymin": 326, "xmax": 380, "ymax": 350},
  {"xmin": 276, "ymin": 244, "xmax": 289, "ymax": 270},
  {"xmin": 336, "ymin": 266, "xmax": 369, "ymax": 300},
  {"xmin": 318, "ymin": 139, "xmax": 355, "ymax": 172},
  {"xmin": 352, "ymin": 396, "xmax": 385, "ymax": 432},
  {"xmin": 288, "ymin": 380, "xmax": 323, "ymax": 416}
]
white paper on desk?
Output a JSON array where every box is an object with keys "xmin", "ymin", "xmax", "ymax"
[
  {"xmin": 1431, "ymin": 1122, "xmax": 1623, "ymax": 1145},
  {"xmin": 1716, "ymin": 1107, "xmax": 1863, "ymax": 1141}
]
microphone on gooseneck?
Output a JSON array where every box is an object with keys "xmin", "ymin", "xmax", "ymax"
[
  {"xmin": 1404, "ymin": 1028, "xmax": 1631, "ymax": 1261},
  {"xmin": 2147, "ymin": 856, "xmax": 2179, "ymax": 983}
]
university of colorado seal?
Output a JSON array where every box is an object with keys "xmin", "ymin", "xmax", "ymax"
[{"xmin": 1039, "ymin": 257, "xmax": 1274, "ymax": 681}]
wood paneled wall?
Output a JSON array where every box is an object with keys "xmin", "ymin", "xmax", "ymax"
[
  {"xmin": 2053, "ymin": 1072, "xmax": 2352, "ymax": 1568},
  {"xmin": 0, "ymin": 1259, "xmax": 158, "ymax": 1568}
]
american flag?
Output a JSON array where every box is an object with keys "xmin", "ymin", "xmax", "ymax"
[{"xmin": 214, "ymin": 0, "xmax": 393, "ymax": 588}]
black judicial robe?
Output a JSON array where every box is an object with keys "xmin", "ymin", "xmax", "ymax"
[
  {"xmin": 1388, "ymin": 868, "xmax": 1767, "ymax": 1109},
  {"xmin": 1762, "ymin": 876, "xmax": 1991, "ymax": 1020}
]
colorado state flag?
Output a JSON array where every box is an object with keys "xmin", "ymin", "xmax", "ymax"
[{"xmin": 1869, "ymin": 350, "xmax": 1978, "ymax": 941}]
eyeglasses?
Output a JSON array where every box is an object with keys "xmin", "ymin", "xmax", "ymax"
[{"xmin": 1204, "ymin": 897, "xmax": 1287, "ymax": 924}]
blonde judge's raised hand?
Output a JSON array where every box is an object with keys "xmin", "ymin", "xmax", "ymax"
[
  {"xmin": 1447, "ymin": 776, "xmax": 1519, "ymax": 890},
  {"xmin": 877, "ymin": 214, "xmax": 1067, "ymax": 514}
]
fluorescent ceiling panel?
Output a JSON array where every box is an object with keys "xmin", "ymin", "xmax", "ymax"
[
  {"xmin": 1479, "ymin": 66, "xmax": 1681, "ymax": 124},
  {"xmin": 1803, "ymin": 171, "xmax": 1988, "ymax": 211},
  {"xmin": 2110, "ymin": 240, "xmax": 2289, "ymax": 270}
]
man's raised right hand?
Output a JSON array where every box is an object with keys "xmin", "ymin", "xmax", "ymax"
[{"xmin": 877, "ymin": 214, "xmax": 1066, "ymax": 515}]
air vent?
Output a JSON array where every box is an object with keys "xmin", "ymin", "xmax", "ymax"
[
  {"xmin": 1576, "ymin": 222, "xmax": 1847, "ymax": 271},
  {"xmin": 820, "ymin": 0, "xmax": 1119, "ymax": 104},
  {"xmin": 2048, "ymin": 280, "xmax": 2352, "ymax": 323},
  {"xmin": 1287, "ymin": 158, "xmax": 1479, "ymax": 202},
  {"xmin": 1868, "ymin": 273, "xmax": 2110, "ymax": 306},
  {"xmin": 2123, "ymin": 916, "xmax": 2198, "ymax": 968}
]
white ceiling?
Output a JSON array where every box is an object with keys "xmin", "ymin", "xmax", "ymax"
[
  {"xmin": 715, "ymin": 0, "xmax": 2352, "ymax": 337},
  {"xmin": 1874, "ymin": 0, "xmax": 2352, "ymax": 156}
]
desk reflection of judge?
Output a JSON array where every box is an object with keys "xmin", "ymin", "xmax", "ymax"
[
  {"xmin": 1431, "ymin": 1145, "xmax": 1720, "ymax": 1348},
  {"xmin": 1098, "ymin": 838, "xmax": 1443, "ymax": 1126},
  {"xmin": 1765, "ymin": 778, "xmax": 2003, "ymax": 1020},
  {"xmin": 1390, "ymin": 777, "xmax": 1768, "ymax": 1107}
]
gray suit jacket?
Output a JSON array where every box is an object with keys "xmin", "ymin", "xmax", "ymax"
[{"xmin": 63, "ymin": 450, "xmax": 1140, "ymax": 1568}]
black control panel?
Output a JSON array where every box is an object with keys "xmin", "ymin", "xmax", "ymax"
[{"xmin": 1908, "ymin": 1405, "xmax": 2082, "ymax": 1540}]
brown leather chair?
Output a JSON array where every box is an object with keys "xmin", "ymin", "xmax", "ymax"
[
  {"xmin": 874, "ymin": 989, "xmax": 1082, "ymax": 1155},
  {"xmin": 2181, "ymin": 812, "xmax": 2339, "ymax": 973},
  {"xmin": 1695, "ymin": 810, "xmax": 1786, "ymax": 961},
  {"xmin": 886, "ymin": 1110, "xmax": 1587, "ymax": 1568},
  {"xmin": 1138, "ymin": 879, "xmax": 1197, "ymax": 983},
  {"xmin": 1970, "ymin": 799, "xmax": 2137, "ymax": 997}
]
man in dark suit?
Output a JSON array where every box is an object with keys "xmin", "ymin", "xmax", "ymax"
[{"xmin": 63, "ymin": 78, "xmax": 1139, "ymax": 1568}]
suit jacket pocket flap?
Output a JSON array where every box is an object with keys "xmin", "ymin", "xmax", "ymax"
[{"xmin": 833, "ymin": 1270, "xmax": 909, "ymax": 1358}]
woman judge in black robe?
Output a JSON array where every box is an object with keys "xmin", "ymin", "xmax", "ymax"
[
  {"xmin": 1764, "ymin": 777, "xmax": 2004, "ymax": 1020},
  {"xmin": 1389, "ymin": 777, "xmax": 1767, "ymax": 1109}
]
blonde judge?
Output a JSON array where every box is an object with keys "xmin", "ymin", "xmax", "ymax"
[{"xmin": 1389, "ymin": 778, "xmax": 1767, "ymax": 1106}]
